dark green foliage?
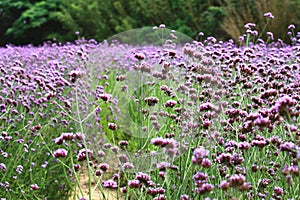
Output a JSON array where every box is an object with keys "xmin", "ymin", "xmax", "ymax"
[
  {"xmin": 201, "ymin": 6, "xmax": 226, "ymax": 37},
  {"xmin": 1, "ymin": 0, "xmax": 300, "ymax": 45},
  {"xmin": 53, "ymin": 0, "xmax": 215, "ymax": 42},
  {"xmin": 0, "ymin": 0, "xmax": 63, "ymax": 45}
]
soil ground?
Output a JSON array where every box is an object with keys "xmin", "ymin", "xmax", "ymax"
[{"xmin": 68, "ymin": 163, "xmax": 124, "ymax": 200}]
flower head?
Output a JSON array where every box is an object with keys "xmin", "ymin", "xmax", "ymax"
[
  {"xmin": 288, "ymin": 24, "xmax": 295, "ymax": 30},
  {"xmin": 53, "ymin": 148, "xmax": 68, "ymax": 158},
  {"xmin": 159, "ymin": 24, "xmax": 166, "ymax": 29},
  {"xmin": 266, "ymin": 32, "xmax": 274, "ymax": 40},
  {"xmin": 244, "ymin": 23, "xmax": 256, "ymax": 29},
  {"xmin": 103, "ymin": 179, "xmax": 118, "ymax": 189},
  {"xmin": 264, "ymin": 12, "xmax": 274, "ymax": 19},
  {"xmin": 30, "ymin": 184, "xmax": 39, "ymax": 190}
]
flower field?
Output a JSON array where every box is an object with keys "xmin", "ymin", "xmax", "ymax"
[{"xmin": 0, "ymin": 24, "xmax": 300, "ymax": 200}]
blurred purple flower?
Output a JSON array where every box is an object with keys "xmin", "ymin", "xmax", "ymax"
[
  {"xmin": 30, "ymin": 184, "xmax": 39, "ymax": 190},
  {"xmin": 266, "ymin": 32, "xmax": 274, "ymax": 40},
  {"xmin": 244, "ymin": 23, "xmax": 256, "ymax": 29},
  {"xmin": 0, "ymin": 163, "xmax": 6, "ymax": 172},
  {"xmin": 103, "ymin": 179, "xmax": 118, "ymax": 189},
  {"xmin": 288, "ymin": 24, "xmax": 295, "ymax": 30},
  {"xmin": 273, "ymin": 186, "xmax": 284, "ymax": 195},
  {"xmin": 264, "ymin": 12, "xmax": 274, "ymax": 19},
  {"xmin": 128, "ymin": 180, "xmax": 141, "ymax": 188},
  {"xmin": 192, "ymin": 146, "xmax": 210, "ymax": 165},
  {"xmin": 16, "ymin": 165, "xmax": 23, "ymax": 174},
  {"xmin": 53, "ymin": 148, "xmax": 68, "ymax": 158},
  {"xmin": 159, "ymin": 24, "xmax": 166, "ymax": 29}
]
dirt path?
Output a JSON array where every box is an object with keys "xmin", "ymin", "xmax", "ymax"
[{"xmin": 68, "ymin": 164, "xmax": 124, "ymax": 200}]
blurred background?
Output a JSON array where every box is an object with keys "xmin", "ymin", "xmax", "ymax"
[{"xmin": 1, "ymin": 0, "xmax": 300, "ymax": 46}]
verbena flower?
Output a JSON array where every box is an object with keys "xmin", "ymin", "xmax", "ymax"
[
  {"xmin": 128, "ymin": 180, "xmax": 141, "ymax": 188},
  {"xmin": 53, "ymin": 148, "xmax": 68, "ymax": 158},
  {"xmin": 264, "ymin": 12, "xmax": 274, "ymax": 19},
  {"xmin": 99, "ymin": 163, "xmax": 109, "ymax": 171},
  {"xmin": 192, "ymin": 146, "xmax": 210, "ymax": 165},
  {"xmin": 30, "ymin": 184, "xmax": 39, "ymax": 190},
  {"xmin": 288, "ymin": 24, "xmax": 296, "ymax": 30},
  {"xmin": 0, "ymin": 163, "xmax": 6, "ymax": 172},
  {"xmin": 266, "ymin": 32, "xmax": 274, "ymax": 40},
  {"xmin": 102, "ymin": 179, "xmax": 118, "ymax": 189},
  {"xmin": 159, "ymin": 24, "xmax": 166, "ymax": 29}
]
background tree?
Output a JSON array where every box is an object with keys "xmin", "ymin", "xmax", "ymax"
[
  {"xmin": 0, "ymin": 0, "xmax": 63, "ymax": 45},
  {"xmin": 54, "ymin": 0, "xmax": 220, "ymax": 42},
  {"xmin": 1, "ymin": 0, "xmax": 300, "ymax": 46}
]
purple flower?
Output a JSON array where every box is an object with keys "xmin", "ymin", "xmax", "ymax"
[
  {"xmin": 61, "ymin": 132, "xmax": 74, "ymax": 140},
  {"xmin": 153, "ymin": 195, "xmax": 167, "ymax": 200},
  {"xmin": 229, "ymin": 174, "xmax": 246, "ymax": 187},
  {"xmin": 193, "ymin": 172, "xmax": 208, "ymax": 181},
  {"xmin": 156, "ymin": 162, "xmax": 171, "ymax": 171},
  {"xmin": 30, "ymin": 184, "xmax": 39, "ymax": 190},
  {"xmin": 144, "ymin": 96, "xmax": 159, "ymax": 106},
  {"xmin": 199, "ymin": 102, "xmax": 218, "ymax": 112},
  {"xmin": 16, "ymin": 165, "xmax": 23, "ymax": 174},
  {"xmin": 147, "ymin": 187, "xmax": 160, "ymax": 196},
  {"xmin": 0, "ymin": 163, "xmax": 6, "ymax": 172},
  {"xmin": 102, "ymin": 179, "xmax": 118, "ymax": 189},
  {"xmin": 99, "ymin": 93, "xmax": 111, "ymax": 102},
  {"xmin": 244, "ymin": 23, "xmax": 256, "ymax": 29},
  {"xmin": 288, "ymin": 24, "xmax": 295, "ymax": 29},
  {"xmin": 118, "ymin": 154, "xmax": 129, "ymax": 163},
  {"xmin": 279, "ymin": 142, "xmax": 296, "ymax": 152},
  {"xmin": 238, "ymin": 142, "xmax": 251, "ymax": 150},
  {"xmin": 219, "ymin": 180, "xmax": 229, "ymax": 190},
  {"xmin": 192, "ymin": 146, "xmax": 210, "ymax": 165},
  {"xmin": 151, "ymin": 137, "xmax": 165, "ymax": 146},
  {"xmin": 266, "ymin": 32, "xmax": 274, "ymax": 40},
  {"xmin": 252, "ymin": 30, "xmax": 258, "ymax": 37},
  {"xmin": 254, "ymin": 117, "xmax": 271, "ymax": 129},
  {"xmin": 111, "ymin": 146, "xmax": 119, "ymax": 153},
  {"xmin": 122, "ymin": 162, "xmax": 134, "ymax": 170},
  {"xmin": 271, "ymin": 95, "xmax": 297, "ymax": 117},
  {"xmin": 54, "ymin": 136, "xmax": 64, "ymax": 145},
  {"xmin": 159, "ymin": 24, "xmax": 166, "ymax": 29},
  {"xmin": 180, "ymin": 194, "xmax": 189, "ymax": 200},
  {"xmin": 119, "ymin": 140, "xmax": 129, "ymax": 146},
  {"xmin": 68, "ymin": 70, "xmax": 85, "ymax": 83},
  {"xmin": 77, "ymin": 149, "xmax": 92, "ymax": 161},
  {"xmin": 95, "ymin": 169, "xmax": 102, "ymax": 176},
  {"xmin": 0, "ymin": 104, "xmax": 6, "ymax": 113},
  {"xmin": 108, "ymin": 123, "xmax": 117, "ymax": 131},
  {"xmin": 98, "ymin": 163, "xmax": 109, "ymax": 171},
  {"xmin": 198, "ymin": 32, "xmax": 204, "ymax": 36},
  {"xmin": 264, "ymin": 12, "xmax": 274, "ymax": 19},
  {"xmin": 135, "ymin": 172, "xmax": 151, "ymax": 182},
  {"xmin": 53, "ymin": 148, "xmax": 68, "ymax": 158},
  {"xmin": 128, "ymin": 180, "xmax": 141, "ymax": 188},
  {"xmin": 120, "ymin": 186, "xmax": 127, "ymax": 193},
  {"xmin": 96, "ymin": 150, "xmax": 105, "ymax": 158},
  {"xmin": 273, "ymin": 186, "xmax": 284, "ymax": 195},
  {"xmin": 201, "ymin": 158, "xmax": 212, "ymax": 168},
  {"xmin": 196, "ymin": 183, "xmax": 214, "ymax": 194},
  {"xmin": 164, "ymin": 100, "xmax": 177, "ymax": 108},
  {"xmin": 134, "ymin": 53, "xmax": 146, "ymax": 60},
  {"xmin": 75, "ymin": 132, "xmax": 85, "ymax": 140},
  {"xmin": 41, "ymin": 161, "xmax": 48, "ymax": 168}
]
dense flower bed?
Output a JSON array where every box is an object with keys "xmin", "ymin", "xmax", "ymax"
[{"xmin": 0, "ymin": 24, "xmax": 300, "ymax": 199}]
